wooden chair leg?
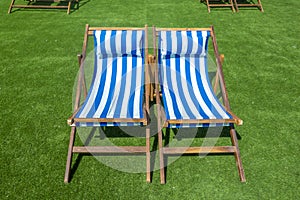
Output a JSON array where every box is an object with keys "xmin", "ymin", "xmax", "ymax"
[
  {"xmin": 64, "ymin": 127, "xmax": 76, "ymax": 183},
  {"xmin": 67, "ymin": 1, "xmax": 72, "ymax": 14},
  {"xmin": 158, "ymin": 129, "xmax": 165, "ymax": 184},
  {"xmin": 230, "ymin": 0, "xmax": 236, "ymax": 12},
  {"xmin": 233, "ymin": 0, "xmax": 239, "ymax": 12},
  {"xmin": 8, "ymin": 0, "xmax": 15, "ymax": 13},
  {"xmin": 206, "ymin": 0, "xmax": 211, "ymax": 13},
  {"xmin": 258, "ymin": 0, "xmax": 264, "ymax": 12},
  {"xmin": 146, "ymin": 127, "xmax": 151, "ymax": 182},
  {"xmin": 230, "ymin": 126, "xmax": 246, "ymax": 182}
]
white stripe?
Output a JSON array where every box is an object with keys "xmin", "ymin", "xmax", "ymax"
[
  {"xmin": 171, "ymin": 31, "xmax": 177, "ymax": 55},
  {"xmin": 104, "ymin": 31, "xmax": 112, "ymax": 55},
  {"xmin": 191, "ymin": 31, "xmax": 198, "ymax": 55},
  {"xmin": 135, "ymin": 31, "xmax": 141, "ymax": 55},
  {"xmin": 161, "ymin": 31, "xmax": 167, "ymax": 56},
  {"xmin": 133, "ymin": 58, "xmax": 143, "ymax": 118},
  {"xmin": 126, "ymin": 31, "xmax": 132, "ymax": 54},
  {"xmin": 115, "ymin": 31, "xmax": 122, "ymax": 55},
  {"xmin": 181, "ymin": 31, "xmax": 188, "ymax": 55},
  {"xmin": 161, "ymin": 58, "xmax": 176, "ymax": 119}
]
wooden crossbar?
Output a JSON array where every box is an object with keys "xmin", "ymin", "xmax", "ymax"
[
  {"xmin": 163, "ymin": 146, "xmax": 236, "ymax": 154},
  {"xmin": 73, "ymin": 146, "xmax": 147, "ymax": 154}
]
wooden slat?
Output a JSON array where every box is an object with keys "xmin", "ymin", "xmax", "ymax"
[
  {"xmin": 12, "ymin": 5, "xmax": 68, "ymax": 9},
  {"xmin": 73, "ymin": 146, "xmax": 147, "ymax": 153},
  {"xmin": 163, "ymin": 146, "xmax": 236, "ymax": 154},
  {"xmin": 73, "ymin": 117, "xmax": 147, "ymax": 124},
  {"xmin": 155, "ymin": 27, "xmax": 212, "ymax": 31},
  {"xmin": 166, "ymin": 118, "xmax": 238, "ymax": 125},
  {"xmin": 88, "ymin": 27, "xmax": 146, "ymax": 35},
  {"xmin": 208, "ymin": 4, "xmax": 234, "ymax": 7},
  {"xmin": 236, "ymin": 4, "xmax": 261, "ymax": 6}
]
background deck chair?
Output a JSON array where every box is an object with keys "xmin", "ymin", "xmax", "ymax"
[
  {"xmin": 204, "ymin": 0, "xmax": 235, "ymax": 13},
  {"xmin": 234, "ymin": 0, "xmax": 264, "ymax": 12},
  {"xmin": 64, "ymin": 24, "xmax": 152, "ymax": 183},
  {"xmin": 153, "ymin": 26, "xmax": 246, "ymax": 184},
  {"xmin": 8, "ymin": 0, "xmax": 79, "ymax": 14}
]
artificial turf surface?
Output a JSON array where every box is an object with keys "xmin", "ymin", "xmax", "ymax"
[{"xmin": 0, "ymin": 0, "xmax": 299, "ymax": 199}]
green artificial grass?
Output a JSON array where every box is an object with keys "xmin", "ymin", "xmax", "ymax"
[{"xmin": 1, "ymin": 0, "xmax": 300, "ymax": 199}]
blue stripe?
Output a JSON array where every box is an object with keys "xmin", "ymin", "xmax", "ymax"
[
  {"xmin": 121, "ymin": 30, "xmax": 127, "ymax": 55},
  {"xmin": 166, "ymin": 31, "xmax": 172, "ymax": 56},
  {"xmin": 99, "ymin": 30, "xmax": 107, "ymax": 55},
  {"xmin": 186, "ymin": 31, "xmax": 193, "ymax": 55},
  {"xmin": 176, "ymin": 31, "xmax": 182, "ymax": 55},
  {"xmin": 196, "ymin": 31, "xmax": 204, "ymax": 55},
  {"xmin": 139, "ymin": 58, "xmax": 145, "ymax": 118},
  {"xmin": 110, "ymin": 30, "xmax": 117, "ymax": 55},
  {"xmin": 131, "ymin": 31, "xmax": 137, "ymax": 56}
]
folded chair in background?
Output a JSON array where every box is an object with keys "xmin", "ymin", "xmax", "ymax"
[
  {"xmin": 8, "ymin": 0, "xmax": 79, "ymax": 14},
  {"xmin": 234, "ymin": 0, "xmax": 264, "ymax": 12},
  {"xmin": 153, "ymin": 26, "xmax": 246, "ymax": 184},
  {"xmin": 204, "ymin": 0, "xmax": 235, "ymax": 13},
  {"xmin": 64, "ymin": 25, "xmax": 151, "ymax": 183}
]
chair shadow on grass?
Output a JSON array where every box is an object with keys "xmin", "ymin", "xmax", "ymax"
[
  {"xmin": 162, "ymin": 126, "xmax": 242, "ymax": 183},
  {"xmin": 200, "ymin": 0, "xmax": 235, "ymax": 12},
  {"xmin": 10, "ymin": 0, "xmax": 90, "ymax": 14}
]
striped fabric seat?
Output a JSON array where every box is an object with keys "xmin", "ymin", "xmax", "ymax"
[
  {"xmin": 158, "ymin": 30, "xmax": 233, "ymax": 127},
  {"xmin": 74, "ymin": 30, "xmax": 145, "ymax": 126}
]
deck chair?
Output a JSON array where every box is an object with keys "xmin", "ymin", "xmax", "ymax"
[
  {"xmin": 234, "ymin": 0, "xmax": 264, "ymax": 12},
  {"xmin": 8, "ymin": 0, "xmax": 79, "ymax": 14},
  {"xmin": 153, "ymin": 26, "xmax": 246, "ymax": 184},
  {"xmin": 204, "ymin": 0, "xmax": 235, "ymax": 13},
  {"xmin": 64, "ymin": 24, "xmax": 152, "ymax": 183}
]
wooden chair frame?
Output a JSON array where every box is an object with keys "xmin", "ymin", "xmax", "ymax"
[
  {"xmin": 234, "ymin": 0, "xmax": 264, "ymax": 12},
  {"xmin": 8, "ymin": 0, "xmax": 79, "ymax": 14},
  {"xmin": 153, "ymin": 26, "xmax": 246, "ymax": 184},
  {"xmin": 64, "ymin": 24, "xmax": 152, "ymax": 183},
  {"xmin": 204, "ymin": 0, "xmax": 263, "ymax": 12},
  {"xmin": 204, "ymin": 0, "xmax": 235, "ymax": 13}
]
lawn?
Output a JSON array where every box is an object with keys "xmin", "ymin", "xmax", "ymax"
[{"xmin": 0, "ymin": 0, "xmax": 299, "ymax": 199}]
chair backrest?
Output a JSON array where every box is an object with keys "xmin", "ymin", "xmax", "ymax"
[
  {"xmin": 156, "ymin": 29, "xmax": 233, "ymax": 127},
  {"xmin": 75, "ymin": 29, "xmax": 146, "ymax": 127}
]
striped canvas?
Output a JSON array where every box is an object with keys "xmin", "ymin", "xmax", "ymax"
[
  {"xmin": 158, "ymin": 30, "xmax": 233, "ymax": 128},
  {"xmin": 75, "ymin": 30, "xmax": 145, "ymax": 127}
]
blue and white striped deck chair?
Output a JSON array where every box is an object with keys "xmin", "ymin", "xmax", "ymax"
[
  {"xmin": 153, "ymin": 26, "xmax": 245, "ymax": 184},
  {"xmin": 65, "ymin": 25, "xmax": 152, "ymax": 183}
]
